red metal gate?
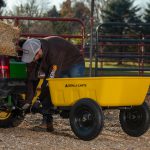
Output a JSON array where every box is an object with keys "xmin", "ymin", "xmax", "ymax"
[
  {"xmin": 0, "ymin": 16, "xmax": 85, "ymax": 53},
  {"xmin": 95, "ymin": 22, "xmax": 150, "ymax": 76}
]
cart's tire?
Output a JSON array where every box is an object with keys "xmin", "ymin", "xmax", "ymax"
[
  {"xmin": 119, "ymin": 102, "xmax": 150, "ymax": 137},
  {"xmin": 0, "ymin": 110, "xmax": 24, "ymax": 128},
  {"xmin": 69, "ymin": 98, "xmax": 104, "ymax": 141}
]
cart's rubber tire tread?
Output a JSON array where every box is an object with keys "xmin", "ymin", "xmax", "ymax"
[
  {"xmin": 70, "ymin": 98, "xmax": 104, "ymax": 141},
  {"xmin": 0, "ymin": 110, "xmax": 24, "ymax": 128},
  {"xmin": 119, "ymin": 102, "xmax": 150, "ymax": 137}
]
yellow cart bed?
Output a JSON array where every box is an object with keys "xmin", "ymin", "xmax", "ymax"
[
  {"xmin": 47, "ymin": 77, "xmax": 150, "ymax": 107},
  {"xmin": 47, "ymin": 77, "xmax": 150, "ymax": 141}
]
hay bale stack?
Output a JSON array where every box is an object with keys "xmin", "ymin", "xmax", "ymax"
[{"xmin": 0, "ymin": 21, "xmax": 20, "ymax": 56}]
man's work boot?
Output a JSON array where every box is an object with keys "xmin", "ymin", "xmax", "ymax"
[
  {"xmin": 44, "ymin": 114, "xmax": 54, "ymax": 132},
  {"xmin": 33, "ymin": 121, "xmax": 54, "ymax": 132},
  {"xmin": 47, "ymin": 122, "xmax": 54, "ymax": 132},
  {"xmin": 33, "ymin": 114, "xmax": 54, "ymax": 132}
]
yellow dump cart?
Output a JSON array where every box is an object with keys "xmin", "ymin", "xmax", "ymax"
[{"xmin": 47, "ymin": 77, "xmax": 150, "ymax": 141}]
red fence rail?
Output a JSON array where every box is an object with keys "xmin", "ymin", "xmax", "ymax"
[
  {"xmin": 95, "ymin": 22, "xmax": 150, "ymax": 76},
  {"xmin": 0, "ymin": 16, "xmax": 85, "ymax": 53}
]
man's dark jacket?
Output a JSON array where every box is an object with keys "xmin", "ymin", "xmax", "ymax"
[{"xmin": 39, "ymin": 36, "xmax": 84, "ymax": 76}]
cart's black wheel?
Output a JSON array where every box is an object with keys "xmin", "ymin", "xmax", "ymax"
[
  {"xmin": 119, "ymin": 102, "xmax": 150, "ymax": 137},
  {"xmin": 70, "ymin": 98, "xmax": 104, "ymax": 141},
  {"xmin": 0, "ymin": 109, "xmax": 24, "ymax": 128}
]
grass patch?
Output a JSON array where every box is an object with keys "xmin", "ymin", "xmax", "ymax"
[{"xmin": 84, "ymin": 59, "xmax": 150, "ymax": 76}]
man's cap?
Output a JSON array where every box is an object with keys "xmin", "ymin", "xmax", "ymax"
[{"xmin": 21, "ymin": 38, "xmax": 41, "ymax": 63}]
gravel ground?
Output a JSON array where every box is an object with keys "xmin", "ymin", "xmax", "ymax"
[{"xmin": 0, "ymin": 109, "xmax": 149, "ymax": 150}]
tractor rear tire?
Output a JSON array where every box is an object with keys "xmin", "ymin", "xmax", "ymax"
[{"xmin": 0, "ymin": 110, "xmax": 24, "ymax": 128}]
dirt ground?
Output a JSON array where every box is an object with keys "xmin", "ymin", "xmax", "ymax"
[{"xmin": 0, "ymin": 109, "xmax": 149, "ymax": 150}]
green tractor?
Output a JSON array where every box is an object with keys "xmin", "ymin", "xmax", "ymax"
[{"xmin": 0, "ymin": 55, "xmax": 27, "ymax": 127}]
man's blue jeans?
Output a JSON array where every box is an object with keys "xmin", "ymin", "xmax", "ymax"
[{"xmin": 59, "ymin": 62, "xmax": 85, "ymax": 78}]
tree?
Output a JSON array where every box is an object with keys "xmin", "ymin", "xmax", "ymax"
[
  {"xmin": 143, "ymin": 3, "xmax": 150, "ymax": 53},
  {"xmin": 102, "ymin": 0, "xmax": 141, "ymax": 32},
  {"xmin": 7, "ymin": 0, "xmax": 53, "ymax": 34},
  {"xmin": 60, "ymin": 0, "xmax": 73, "ymax": 18},
  {"xmin": 0, "ymin": 0, "xmax": 6, "ymax": 15},
  {"xmin": 73, "ymin": 2, "xmax": 90, "ymax": 20},
  {"xmin": 78, "ymin": 0, "xmax": 109, "ymax": 23},
  {"xmin": 144, "ymin": 3, "xmax": 150, "ymax": 22},
  {"xmin": 52, "ymin": 0, "xmax": 73, "ymax": 35},
  {"xmin": 47, "ymin": 6, "xmax": 60, "ymax": 35},
  {"xmin": 72, "ymin": 2, "xmax": 90, "ymax": 32},
  {"xmin": 100, "ymin": 0, "xmax": 142, "ymax": 46},
  {"xmin": 9, "ymin": 0, "xmax": 44, "ymax": 17},
  {"xmin": 48, "ymin": 5, "xmax": 60, "ymax": 17},
  {"xmin": 0, "ymin": 0, "xmax": 5, "ymax": 7},
  {"xmin": 143, "ymin": 3, "xmax": 150, "ymax": 33},
  {"xmin": 101, "ymin": 0, "xmax": 141, "ymax": 64},
  {"xmin": 94, "ymin": 0, "xmax": 109, "ymax": 22}
]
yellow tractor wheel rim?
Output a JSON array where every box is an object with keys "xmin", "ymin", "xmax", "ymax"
[{"xmin": 0, "ymin": 111, "xmax": 11, "ymax": 120}]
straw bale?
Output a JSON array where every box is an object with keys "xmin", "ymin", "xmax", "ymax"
[{"xmin": 0, "ymin": 21, "xmax": 20, "ymax": 56}]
